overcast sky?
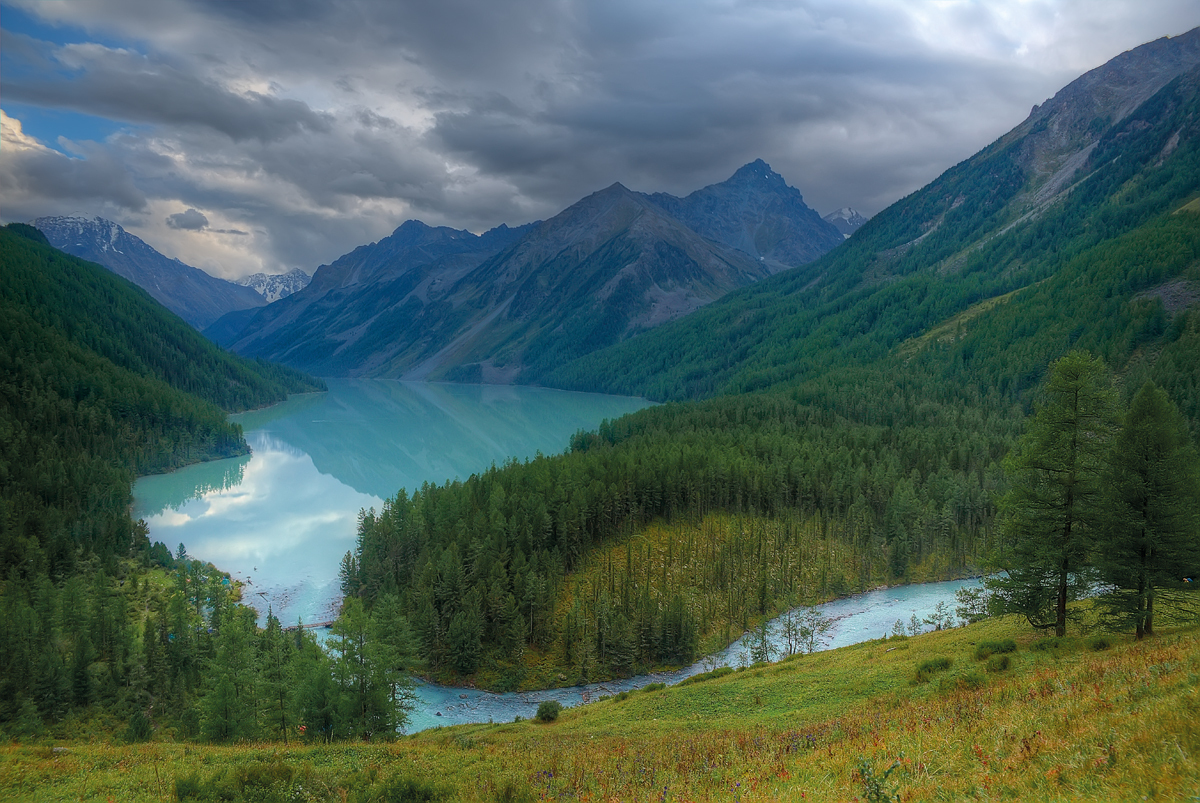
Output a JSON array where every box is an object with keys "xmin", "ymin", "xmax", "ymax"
[{"xmin": 2, "ymin": 1, "xmax": 1198, "ymax": 279}]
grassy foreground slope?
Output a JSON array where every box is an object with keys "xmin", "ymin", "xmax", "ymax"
[{"xmin": 4, "ymin": 612, "xmax": 1197, "ymax": 801}]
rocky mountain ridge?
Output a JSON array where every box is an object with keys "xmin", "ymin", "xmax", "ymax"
[
  {"xmin": 223, "ymin": 161, "xmax": 840, "ymax": 381},
  {"xmin": 823, "ymin": 208, "xmax": 868, "ymax": 239},
  {"xmin": 237, "ymin": 268, "xmax": 311, "ymax": 302},
  {"xmin": 31, "ymin": 215, "xmax": 265, "ymax": 330}
]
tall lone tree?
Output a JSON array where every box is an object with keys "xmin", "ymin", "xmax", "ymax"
[
  {"xmin": 1096, "ymin": 381, "xmax": 1200, "ymax": 638},
  {"xmin": 989, "ymin": 351, "xmax": 1119, "ymax": 637}
]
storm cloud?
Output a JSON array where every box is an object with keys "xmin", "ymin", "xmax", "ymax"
[
  {"xmin": 1, "ymin": 0, "xmax": 1198, "ymax": 278},
  {"xmin": 166, "ymin": 208, "xmax": 209, "ymax": 230}
]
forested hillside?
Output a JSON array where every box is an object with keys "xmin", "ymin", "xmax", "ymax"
[
  {"xmin": 0, "ymin": 223, "xmax": 325, "ymax": 731},
  {"xmin": 345, "ymin": 38, "xmax": 1200, "ymax": 687},
  {"xmin": 546, "ymin": 58, "xmax": 1200, "ymax": 406}
]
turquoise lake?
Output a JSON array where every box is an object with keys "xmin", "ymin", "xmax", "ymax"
[{"xmin": 132, "ymin": 379, "xmax": 651, "ymax": 627}]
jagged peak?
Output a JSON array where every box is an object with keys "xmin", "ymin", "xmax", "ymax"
[
  {"xmin": 727, "ymin": 159, "xmax": 787, "ymax": 188},
  {"xmin": 824, "ymin": 207, "xmax": 866, "ymax": 222}
]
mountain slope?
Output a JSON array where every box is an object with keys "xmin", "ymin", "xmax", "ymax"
[
  {"xmin": 429, "ymin": 182, "xmax": 772, "ymax": 383},
  {"xmin": 227, "ymin": 184, "xmax": 775, "ymax": 382},
  {"xmin": 237, "ymin": 268, "xmax": 310, "ymax": 302},
  {"xmin": 226, "ymin": 161, "xmax": 844, "ymax": 381},
  {"xmin": 643, "ymin": 159, "xmax": 846, "ymax": 270},
  {"xmin": 32, "ymin": 216, "xmax": 266, "ymax": 329},
  {"xmin": 224, "ymin": 219, "xmax": 536, "ymax": 375},
  {"xmin": 344, "ymin": 33, "xmax": 1200, "ymax": 693},
  {"xmin": 823, "ymin": 207, "xmax": 868, "ymax": 238},
  {"xmin": 0, "ymin": 223, "xmax": 323, "ymax": 577},
  {"xmin": 546, "ymin": 28, "xmax": 1200, "ymax": 406}
]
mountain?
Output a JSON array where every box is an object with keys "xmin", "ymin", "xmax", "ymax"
[
  {"xmin": 225, "ymin": 162, "xmax": 839, "ymax": 381},
  {"xmin": 219, "ymin": 219, "xmax": 535, "ymax": 372},
  {"xmin": 0, "ymin": 222, "xmax": 323, "ymax": 578},
  {"xmin": 643, "ymin": 159, "xmax": 846, "ymax": 270},
  {"xmin": 31, "ymin": 215, "xmax": 266, "ymax": 329},
  {"xmin": 823, "ymin": 207, "xmax": 868, "ymax": 238},
  {"xmin": 237, "ymin": 268, "xmax": 310, "ymax": 302},
  {"xmin": 546, "ymin": 27, "xmax": 1200, "ymax": 406},
  {"xmin": 343, "ymin": 30, "xmax": 1200, "ymax": 692}
]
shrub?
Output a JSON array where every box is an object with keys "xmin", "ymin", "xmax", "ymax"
[
  {"xmin": 914, "ymin": 657, "xmax": 953, "ymax": 683},
  {"xmin": 371, "ymin": 774, "xmax": 447, "ymax": 802},
  {"xmin": 124, "ymin": 710, "xmax": 152, "ymax": 742},
  {"xmin": 174, "ymin": 773, "xmax": 202, "ymax": 801},
  {"xmin": 1030, "ymin": 638, "xmax": 1061, "ymax": 652},
  {"xmin": 985, "ymin": 654, "xmax": 1013, "ymax": 673},
  {"xmin": 1088, "ymin": 636, "xmax": 1112, "ymax": 651},
  {"xmin": 679, "ymin": 667, "xmax": 733, "ymax": 686},
  {"xmin": 973, "ymin": 639, "xmax": 1017, "ymax": 661},
  {"xmin": 641, "ymin": 682, "xmax": 665, "ymax": 693},
  {"xmin": 492, "ymin": 776, "xmax": 535, "ymax": 803},
  {"xmin": 536, "ymin": 700, "xmax": 562, "ymax": 722},
  {"xmin": 937, "ymin": 671, "xmax": 986, "ymax": 694},
  {"xmin": 855, "ymin": 756, "xmax": 901, "ymax": 802}
]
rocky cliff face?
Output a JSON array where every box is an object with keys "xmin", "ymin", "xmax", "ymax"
[
  {"xmin": 32, "ymin": 216, "xmax": 265, "ymax": 329},
  {"xmin": 1000, "ymin": 28, "xmax": 1200, "ymax": 211}
]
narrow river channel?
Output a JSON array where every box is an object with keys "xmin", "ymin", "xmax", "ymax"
[{"xmin": 405, "ymin": 578, "xmax": 977, "ymax": 732}]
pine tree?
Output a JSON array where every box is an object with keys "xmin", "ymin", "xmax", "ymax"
[
  {"xmin": 988, "ymin": 352, "xmax": 1119, "ymax": 636},
  {"xmin": 1096, "ymin": 382, "xmax": 1200, "ymax": 638}
]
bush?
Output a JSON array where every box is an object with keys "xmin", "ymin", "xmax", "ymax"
[
  {"xmin": 641, "ymin": 682, "xmax": 665, "ymax": 693},
  {"xmin": 937, "ymin": 671, "xmax": 986, "ymax": 694},
  {"xmin": 985, "ymin": 654, "xmax": 1013, "ymax": 673},
  {"xmin": 370, "ymin": 774, "xmax": 447, "ymax": 802},
  {"xmin": 1088, "ymin": 636, "xmax": 1112, "ymax": 651},
  {"xmin": 124, "ymin": 710, "xmax": 152, "ymax": 742},
  {"xmin": 914, "ymin": 656, "xmax": 953, "ymax": 683},
  {"xmin": 1030, "ymin": 637, "xmax": 1061, "ymax": 652},
  {"xmin": 974, "ymin": 639, "xmax": 1017, "ymax": 661},
  {"xmin": 536, "ymin": 700, "xmax": 562, "ymax": 723},
  {"xmin": 173, "ymin": 761, "xmax": 304, "ymax": 803},
  {"xmin": 492, "ymin": 776, "xmax": 535, "ymax": 803},
  {"xmin": 175, "ymin": 773, "xmax": 203, "ymax": 801},
  {"xmin": 679, "ymin": 667, "xmax": 733, "ymax": 686}
]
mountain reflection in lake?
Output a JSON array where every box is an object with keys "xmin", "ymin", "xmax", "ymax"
[{"xmin": 132, "ymin": 380, "xmax": 650, "ymax": 626}]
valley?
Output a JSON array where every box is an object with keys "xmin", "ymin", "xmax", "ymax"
[{"xmin": 2, "ymin": 21, "xmax": 1200, "ymax": 803}]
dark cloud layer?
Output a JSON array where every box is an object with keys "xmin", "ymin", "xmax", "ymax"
[{"xmin": 1, "ymin": 0, "xmax": 1198, "ymax": 278}]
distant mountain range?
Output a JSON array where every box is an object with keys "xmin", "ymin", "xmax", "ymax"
[
  {"xmin": 823, "ymin": 207, "xmax": 868, "ymax": 239},
  {"xmin": 645, "ymin": 159, "xmax": 846, "ymax": 269},
  {"xmin": 217, "ymin": 161, "xmax": 844, "ymax": 381},
  {"xmin": 31, "ymin": 216, "xmax": 266, "ymax": 330},
  {"xmin": 237, "ymin": 269, "xmax": 311, "ymax": 302}
]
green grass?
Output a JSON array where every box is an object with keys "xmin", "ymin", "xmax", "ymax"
[{"xmin": 4, "ymin": 613, "xmax": 1199, "ymax": 801}]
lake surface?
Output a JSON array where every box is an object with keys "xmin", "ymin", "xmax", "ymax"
[
  {"xmin": 406, "ymin": 578, "xmax": 978, "ymax": 733},
  {"xmin": 132, "ymin": 379, "xmax": 651, "ymax": 626}
]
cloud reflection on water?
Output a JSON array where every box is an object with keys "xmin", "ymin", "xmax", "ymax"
[{"xmin": 133, "ymin": 380, "xmax": 651, "ymax": 626}]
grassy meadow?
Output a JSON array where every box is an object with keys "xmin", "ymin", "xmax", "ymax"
[{"xmin": 4, "ymin": 609, "xmax": 1199, "ymax": 802}]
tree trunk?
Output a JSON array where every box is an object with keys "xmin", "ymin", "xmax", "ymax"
[{"xmin": 1056, "ymin": 560, "xmax": 1068, "ymax": 638}]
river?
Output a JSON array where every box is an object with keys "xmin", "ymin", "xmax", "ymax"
[
  {"xmin": 405, "ymin": 578, "xmax": 977, "ymax": 732},
  {"xmin": 132, "ymin": 379, "xmax": 972, "ymax": 735}
]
